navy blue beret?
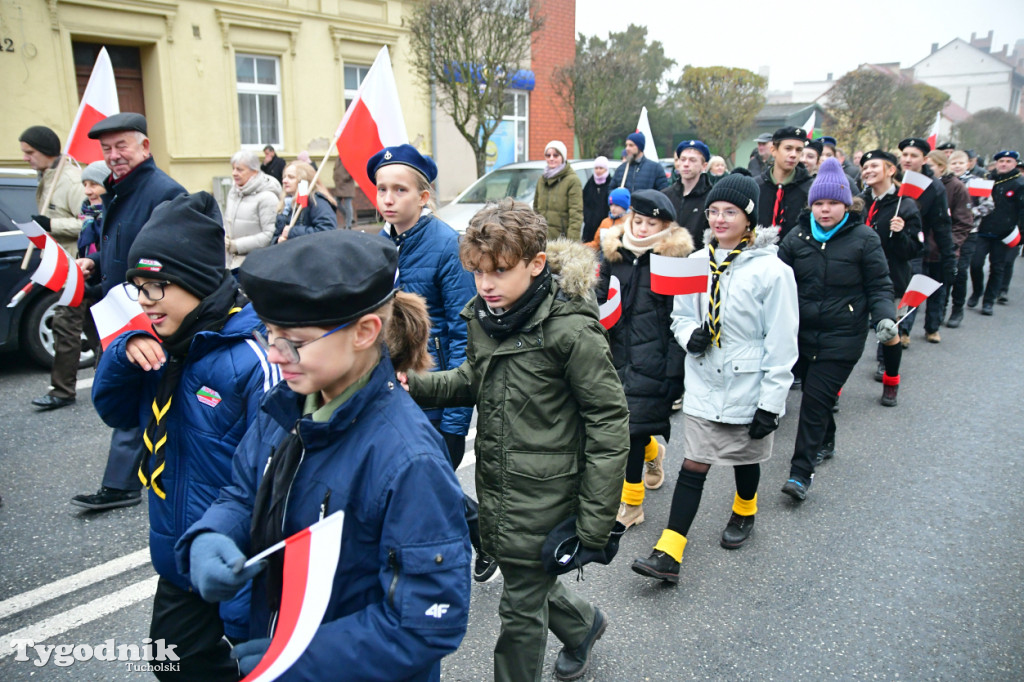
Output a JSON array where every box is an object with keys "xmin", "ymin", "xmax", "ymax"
[
  {"xmin": 675, "ymin": 140, "xmax": 710, "ymax": 161},
  {"xmin": 367, "ymin": 144, "xmax": 438, "ymax": 184},
  {"xmin": 631, "ymin": 189, "xmax": 676, "ymax": 222},
  {"xmin": 993, "ymin": 150, "xmax": 1020, "ymax": 161},
  {"xmin": 819, "ymin": 136, "xmax": 837, "ymax": 148}
]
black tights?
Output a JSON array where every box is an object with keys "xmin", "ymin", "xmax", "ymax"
[
  {"xmin": 625, "ymin": 435, "xmax": 649, "ymax": 485},
  {"xmin": 666, "ymin": 461, "xmax": 760, "ymax": 537}
]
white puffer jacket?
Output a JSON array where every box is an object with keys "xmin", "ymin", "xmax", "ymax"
[{"xmin": 224, "ymin": 172, "xmax": 281, "ymax": 269}]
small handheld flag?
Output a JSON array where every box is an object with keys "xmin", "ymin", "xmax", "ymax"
[
  {"xmin": 15, "ymin": 220, "xmax": 48, "ymax": 249},
  {"xmin": 295, "ymin": 180, "xmax": 309, "ymax": 208},
  {"xmin": 899, "ymin": 274, "xmax": 942, "ymax": 309},
  {"xmin": 898, "ymin": 170, "xmax": 931, "ymax": 200},
  {"xmin": 650, "ymin": 255, "xmax": 710, "ymax": 296},
  {"xmin": 966, "ymin": 178, "xmax": 994, "ymax": 198},
  {"xmin": 29, "ymin": 235, "xmax": 70, "ymax": 293},
  {"xmin": 599, "ymin": 275, "xmax": 622, "ymax": 330},
  {"xmin": 91, "ymin": 284, "xmax": 158, "ymax": 350}
]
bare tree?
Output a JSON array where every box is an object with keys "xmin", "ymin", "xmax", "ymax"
[
  {"xmin": 675, "ymin": 66, "xmax": 766, "ymax": 164},
  {"xmin": 953, "ymin": 108, "xmax": 1024, "ymax": 157},
  {"xmin": 406, "ymin": 0, "xmax": 543, "ymax": 177}
]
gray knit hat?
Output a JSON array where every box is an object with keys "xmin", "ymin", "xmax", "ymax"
[
  {"xmin": 81, "ymin": 160, "xmax": 111, "ymax": 185},
  {"xmin": 705, "ymin": 171, "xmax": 760, "ymax": 218}
]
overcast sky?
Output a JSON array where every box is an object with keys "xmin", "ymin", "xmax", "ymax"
[{"xmin": 575, "ymin": 0, "xmax": 1024, "ymax": 93}]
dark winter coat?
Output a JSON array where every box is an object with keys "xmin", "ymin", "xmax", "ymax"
[
  {"xmin": 778, "ymin": 211, "xmax": 896, "ymax": 363},
  {"xmin": 534, "ymin": 164, "xmax": 584, "ymax": 242},
  {"xmin": 90, "ymin": 157, "xmax": 186, "ymax": 294},
  {"xmin": 93, "ymin": 305, "xmax": 274, "ymax": 639},
  {"xmin": 610, "ymin": 155, "xmax": 669, "ymax": 193},
  {"xmin": 383, "ymin": 213, "xmax": 475, "ymax": 436},
  {"xmin": 860, "ymin": 187, "xmax": 923, "ymax": 297},
  {"xmin": 662, "ymin": 173, "xmax": 713, "ymax": 249},
  {"xmin": 272, "ymin": 191, "xmax": 337, "ymax": 243},
  {"xmin": 177, "ymin": 353, "xmax": 471, "ymax": 681},
  {"xmin": 747, "ymin": 151, "xmax": 766, "ymax": 177},
  {"xmin": 979, "ymin": 169, "xmax": 1024, "ymax": 241},
  {"xmin": 913, "ymin": 165, "xmax": 955, "ymax": 271},
  {"xmin": 596, "ymin": 225, "xmax": 694, "ymax": 439},
  {"xmin": 939, "ymin": 173, "xmax": 974, "ymax": 253},
  {"xmin": 582, "ymin": 175, "xmax": 612, "ymax": 243},
  {"xmin": 260, "ymin": 154, "xmax": 285, "ymax": 184},
  {"xmin": 755, "ymin": 162, "xmax": 814, "ymax": 238}
]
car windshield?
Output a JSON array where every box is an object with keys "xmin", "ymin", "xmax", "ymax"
[{"xmin": 457, "ymin": 168, "xmax": 545, "ymax": 204}]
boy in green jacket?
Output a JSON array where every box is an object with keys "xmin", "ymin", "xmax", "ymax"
[{"xmin": 404, "ymin": 197, "xmax": 629, "ymax": 681}]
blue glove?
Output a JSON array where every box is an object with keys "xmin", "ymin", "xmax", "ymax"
[
  {"xmin": 231, "ymin": 638, "xmax": 271, "ymax": 676},
  {"xmin": 189, "ymin": 532, "xmax": 265, "ymax": 603}
]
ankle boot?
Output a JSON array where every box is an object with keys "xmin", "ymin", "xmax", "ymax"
[
  {"xmin": 616, "ymin": 502, "xmax": 644, "ymax": 528},
  {"xmin": 946, "ymin": 307, "xmax": 964, "ymax": 328},
  {"xmin": 720, "ymin": 512, "xmax": 755, "ymax": 549},
  {"xmin": 881, "ymin": 383, "xmax": 899, "ymax": 407},
  {"xmin": 631, "ymin": 550, "xmax": 679, "ymax": 584}
]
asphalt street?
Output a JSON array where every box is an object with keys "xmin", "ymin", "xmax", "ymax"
[{"xmin": 1, "ymin": 272, "xmax": 1022, "ymax": 681}]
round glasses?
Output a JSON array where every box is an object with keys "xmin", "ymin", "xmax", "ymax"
[
  {"xmin": 125, "ymin": 280, "xmax": 172, "ymax": 302},
  {"xmin": 252, "ymin": 321, "xmax": 351, "ymax": 365}
]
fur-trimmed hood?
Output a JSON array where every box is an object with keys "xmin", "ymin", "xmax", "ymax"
[
  {"xmin": 546, "ymin": 238, "xmax": 598, "ymax": 298},
  {"xmin": 700, "ymin": 225, "xmax": 779, "ymax": 253},
  {"xmin": 600, "ymin": 222, "xmax": 695, "ymax": 263}
]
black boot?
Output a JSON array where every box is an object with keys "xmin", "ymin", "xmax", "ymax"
[
  {"xmin": 981, "ymin": 302, "xmax": 994, "ymax": 316},
  {"xmin": 553, "ymin": 608, "xmax": 608, "ymax": 681},
  {"xmin": 631, "ymin": 550, "xmax": 680, "ymax": 584},
  {"xmin": 881, "ymin": 383, "xmax": 899, "ymax": 407},
  {"xmin": 720, "ymin": 513, "xmax": 755, "ymax": 549},
  {"xmin": 946, "ymin": 307, "xmax": 964, "ymax": 328},
  {"xmin": 814, "ymin": 440, "xmax": 835, "ymax": 465},
  {"xmin": 967, "ymin": 293, "xmax": 980, "ymax": 308}
]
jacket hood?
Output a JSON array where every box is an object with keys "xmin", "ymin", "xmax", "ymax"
[
  {"xmin": 601, "ymin": 223, "xmax": 695, "ymax": 263},
  {"xmin": 236, "ymin": 171, "xmax": 280, "ymax": 197},
  {"xmin": 546, "ymin": 238, "xmax": 598, "ymax": 298}
]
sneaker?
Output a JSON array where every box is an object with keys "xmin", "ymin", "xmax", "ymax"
[
  {"xmin": 946, "ymin": 307, "xmax": 964, "ymax": 328},
  {"xmin": 644, "ymin": 442, "xmax": 666, "ymax": 490},
  {"xmin": 616, "ymin": 501, "xmax": 644, "ymax": 529},
  {"xmin": 873, "ymin": 362, "xmax": 885, "ymax": 382},
  {"xmin": 671, "ymin": 397, "xmax": 683, "ymax": 411},
  {"xmin": 981, "ymin": 302, "xmax": 994, "ymax": 316},
  {"xmin": 967, "ymin": 294, "xmax": 980, "ymax": 308},
  {"xmin": 997, "ymin": 293, "xmax": 1009, "ymax": 304},
  {"xmin": 554, "ymin": 608, "xmax": 608, "ymax": 681},
  {"xmin": 631, "ymin": 550, "xmax": 680, "ymax": 584},
  {"xmin": 900, "ymin": 332, "xmax": 911, "ymax": 349},
  {"xmin": 781, "ymin": 476, "xmax": 811, "ymax": 501},
  {"xmin": 720, "ymin": 513, "xmax": 755, "ymax": 549},
  {"xmin": 70, "ymin": 487, "xmax": 142, "ymax": 511},
  {"xmin": 473, "ymin": 553, "xmax": 500, "ymax": 583},
  {"xmin": 926, "ymin": 331, "xmax": 941, "ymax": 343},
  {"xmin": 881, "ymin": 383, "xmax": 899, "ymax": 407},
  {"xmin": 814, "ymin": 440, "xmax": 835, "ymax": 465}
]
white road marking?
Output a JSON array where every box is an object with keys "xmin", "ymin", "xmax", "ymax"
[
  {"xmin": 0, "ymin": 575, "xmax": 158, "ymax": 659},
  {"xmin": 0, "ymin": 548, "xmax": 150, "ymax": 621}
]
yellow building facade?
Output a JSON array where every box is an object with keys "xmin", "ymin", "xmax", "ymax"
[{"xmin": 1, "ymin": 0, "xmax": 430, "ymax": 194}]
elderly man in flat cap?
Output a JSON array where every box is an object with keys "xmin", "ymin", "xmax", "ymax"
[{"xmin": 71, "ymin": 113, "xmax": 187, "ymax": 512}]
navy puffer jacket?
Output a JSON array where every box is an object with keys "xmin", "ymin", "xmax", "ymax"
[{"xmin": 610, "ymin": 155, "xmax": 669, "ymax": 193}]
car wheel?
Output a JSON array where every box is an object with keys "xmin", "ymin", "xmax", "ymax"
[{"xmin": 19, "ymin": 292, "xmax": 96, "ymax": 370}]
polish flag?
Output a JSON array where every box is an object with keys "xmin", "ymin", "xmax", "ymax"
[
  {"xmin": 295, "ymin": 180, "xmax": 309, "ymax": 208},
  {"xmin": 926, "ymin": 110, "xmax": 941, "ymax": 152},
  {"xmin": 57, "ymin": 254, "xmax": 85, "ymax": 307},
  {"xmin": 899, "ymin": 274, "xmax": 942, "ymax": 308},
  {"xmin": 335, "ymin": 47, "xmax": 409, "ymax": 203},
  {"xmin": 91, "ymin": 284, "xmax": 157, "ymax": 350},
  {"xmin": 15, "ymin": 219, "xmax": 49, "ymax": 249},
  {"xmin": 241, "ymin": 512, "xmax": 346, "ymax": 682},
  {"xmin": 1003, "ymin": 226, "xmax": 1021, "ymax": 248},
  {"xmin": 803, "ymin": 111, "xmax": 816, "ymax": 140},
  {"xmin": 650, "ymin": 255, "xmax": 710, "ymax": 296},
  {"xmin": 635, "ymin": 106, "xmax": 659, "ymax": 162},
  {"xmin": 65, "ymin": 47, "xmax": 120, "ymax": 164},
  {"xmin": 898, "ymin": 170, "xmax": 931, "ymax": 200},
  {"xmin": 29, "ymin": 234, "xmax": 70, "ymax": 293},
  {"xmin": 599, "ymin": 275, "xmax": 622, "ymax": 330},
  {"xmin": 966, "ymin": 178, "xmax": 994, "ymax": 198},
  {"xmin": 19, "ymin": 221, "xmax": 87, "ymax": 307}
]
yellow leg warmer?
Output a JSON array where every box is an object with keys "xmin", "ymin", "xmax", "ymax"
[
  {"xmin": 644, "ymin": 436, "xmax": 659, "ymax": 462},
  {"xmin": 653, "ymin": 529, "xmax": 687, "ymax": 563},
  {"xmin": 621, "ymin": 480, "xmax": 645, "ymax": 505},
  {"xmin": 732, "ymin": 492, "xmax": 757, "ymax": 516}
]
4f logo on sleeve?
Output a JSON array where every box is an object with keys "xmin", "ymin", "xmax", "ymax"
[{"xmin": 424, "ymin": 603, "xmax": 450, "ymax": 619}]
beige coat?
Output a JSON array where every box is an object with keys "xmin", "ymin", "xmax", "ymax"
[
  {"xmin": 36, "ymin": 160, "xmax": 85, "ymax": 254},
  {"xmin": 224, "ymin": 171, "xmax": 281, "ymax": 269}
]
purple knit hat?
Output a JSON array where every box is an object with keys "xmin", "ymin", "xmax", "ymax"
[{"xmin": 808, "ymin": 158, "xmax": 853, "ymax": 206}]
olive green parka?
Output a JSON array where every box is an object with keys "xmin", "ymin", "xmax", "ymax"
[{"xmin": 534, "ymin": 165, "xmax": 584, "ymax": 242}]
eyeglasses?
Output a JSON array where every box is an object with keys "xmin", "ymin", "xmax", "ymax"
[
  {"xmin": 252, "ymin": 321, "xmax": 352, "ymax": 364},
  {"xmin": 705, "ymin": 208, "xmax": 744, "ymax": 221},
  {"xmin": 125, "ymin": 280, "xmax": 172, "ymax": 302},
  {"xmin": 544, "ymin": 152, "xmax": 562, "ymax": 159}
]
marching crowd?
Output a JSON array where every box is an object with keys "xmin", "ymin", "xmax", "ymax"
[{"xmin": 14, "ymin": 109, "xmax": 1024, "ymax": 682}]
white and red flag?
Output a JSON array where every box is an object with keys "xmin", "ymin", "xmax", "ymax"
[
  {"xmin": 966, "ymin": 178, "xmax": 994, "ymax": 198},
  {"xmin": 65, "ymin": 47, "xmax": 120, "ymax": 164},
  {"xmin": 899, "ymin": 274, "xmax": 942, "ymax": 309},
  {"xmin": 898, "ymin": 170, "xmax": 931, "ymax": 200},
  {"xmin": 803, "ymin": 111, "xmax": 816, "ymax": 139},
  {"xmin": 295, "ymin": 180, "xmax": 310, "ymax": 208},
  {"xmin": 1003, "ymin": 226, "xmax": 1021, "ymax": 248},
  {"xmin": 335, "ymin": 47, "xmax": 409, "ymax": 203},
  {"xmin": 18, "ymin": 221, "xmax": 88, "ymax": 308},
  {"xmin": 29, "ymin": 235, "xmax": 70, "ymax": 293},
  {"xmin": 15, "ymin": 219, "xmax": 48, "ymax": 249},
  {"xmin": 240, "ymin": 512, "xmax": 345, "ymax": 682},
  {"xmin": 650, "ymin": 255, "xmax": 710, "ymax": 296},
  {"xmin": 91, "ymin": 284, "xmax": 157, "ymax": 350},
  {"xmin": 926, "ymin": 110, "xmax": 941, "ymax": 152},
  {"xmin": 599, "ymin": 275, "xmax": 622, "ymax": 330},
  {"xmin": 635, "ymin": 106, "xmax": 659, "ymax": 162}
]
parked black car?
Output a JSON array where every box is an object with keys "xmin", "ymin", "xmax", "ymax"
[{"xmin": 0, "ymin": 168, "xmax": 94, "ymax": 368}]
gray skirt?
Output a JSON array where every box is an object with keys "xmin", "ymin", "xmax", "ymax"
[{"xmin": 683, "ymin": 414, "xmax": 774, "ymax": 466}]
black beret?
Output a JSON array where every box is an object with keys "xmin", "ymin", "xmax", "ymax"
[
  {"xmin": 19, "ymin": 126, "xmax": 61, "ymax": 157},
  {"xmin": 898, "ymin": 137, "xmax": 931, "ymax": 154},
  {"xmin": 631, "ymin": 189, "xmax": 676, "ymax": 222},
  {"xmin": 937, "ymin": 142, "xmax": 956, "ymax": 151},
  {"xmin": 772, "ymin": 127, "xmax": 808, "ymax": 145},
  {"xmin": 819, "ymin": 136, "xmax": 837, "ymax": 148},
  {"xmin": 88, "ymin": 113, "xmax": 148, "ymax": 139},
  {"xmin": 239, "ymin": 230, "xmax": 398, "ymax": 327},
  {"xmin": 993, "ymin": 150, "xmax": 1020, "ymax": 161},
  {"xmin": 860, "ymin": 149, "xmax": 899, "ymax": 167},
  {"xmin": 367, "ymin": 144, "xmax": 437, "ymax": 184},
  {"xmin": 540, "ymin": 516, "xmax": 625, "ymax": 576},
  {"xmin": 805, "ymin": 139, "xmax": 824, "ymax": 155}
]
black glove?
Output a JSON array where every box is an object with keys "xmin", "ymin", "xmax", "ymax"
[
  {"xmin": 747, "ymin": 408, "xmax": 780, "ymax": 440},
  {"xmin": 32, "ymin": 215, "xmax": 51, "ymax": 232},
  {"xmin": 686, "ymin": 325, "xmax": 712, "ymax": 355}
]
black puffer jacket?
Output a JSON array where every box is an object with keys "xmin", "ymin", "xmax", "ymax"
[
  {"xmin": 662, "ymin": 173, "xmax": 712, "ymax": 249},
  {"xmin": 582, "ymin": 175, "xmax": 612, "ymax": 243},
  {"xmin": 596, "ymin": 224, "xmax": 694, "ymax": 438},
  {"xmin": 755, "ymin": 162, "xmax": 814, "ymax": 238},
  {"xmin": 979, "ymin": 169, "xmax": 1024, "ymax": 241},
  {"xmin": 778, "ymin": 211, "xmax": 896, "ymax": 363},
  {"xmin": 860, "ymin": 187, "xmax": 923, "ymax": 296}
]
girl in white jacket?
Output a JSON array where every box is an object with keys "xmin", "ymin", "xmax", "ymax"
[{"xmin": 632, "ymin": 173, "xmax": 799, "ymax": 584}]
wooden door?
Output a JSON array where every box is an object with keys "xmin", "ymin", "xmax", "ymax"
[{"xmin": 72, "ymin": 42, "xmax": 145, "ymax": 115}]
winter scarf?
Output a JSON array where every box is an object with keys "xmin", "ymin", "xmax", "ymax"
[
  {"xmin": 621, "ymin": 220, "xmax": 672, "ymax": 257},
  {"xmin": 706, "ymin": 237, "xmax": 749, "ymax": 347},
  {"xmin": 810, "ymin": 213, "xmax": 849, "ymax": 243},
  {"xmin": 544, "ymin": 163, "xmax": 567, "ymax": 179},
  {"xmin": 474, "ymin": 265, "xmax": 552, "ymax": 340}
]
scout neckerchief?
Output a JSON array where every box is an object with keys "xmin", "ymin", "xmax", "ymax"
[
  {"xmin": 706, "ymin": 236, "xmax": 749, "ymax": 347},
  {"xmin": 139, "ymin": 273, "xmax": 243, "ymax": 499}
]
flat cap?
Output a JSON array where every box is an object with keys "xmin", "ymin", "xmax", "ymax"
[
  {"xmin": 88, "ymin": 113, "xmax": 148, "ymax": 139},
  {"xmin": 631, "ymin": 189, "xmax": 676, "ymax": 222},
  {"xmin": 754, "ymin": 132, "xmax": 773, "ymax": 144}
]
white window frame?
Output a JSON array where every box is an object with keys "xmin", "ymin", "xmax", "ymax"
[
  {"xmin": 236, "ymin": 53, "xmax": 284, "ymax": 150},
  {"xmin": 505, "ymin": 90, "xmax": 529, "ymax": 163},
  {"xmin": 344, "ymin": 63, "xmax": 372, "ymax": 111}
]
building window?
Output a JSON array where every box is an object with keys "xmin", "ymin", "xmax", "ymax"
[
  {"xmin": 344, "ymin": 64, "xmax": 371, "ymax": 110},
  {"xmin": 236, "ymin": 54, "xmax": 282, "ymax": 147},
  {"xmin": 486, "ymin": 90, "xmax": 529, "ymax": 171}
]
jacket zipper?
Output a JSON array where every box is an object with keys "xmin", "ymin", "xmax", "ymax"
[
  {"xmin": 433, "ymin": 336, "xmax": 447, "ymax": 371},
  {"xmin": 386, "ymin": 548, "xmax": 399, "ymax": 608},
  {"xmin": 319, "ymin": 490, "xmax": 331, "ymax": 521},
  {"xmin": 280, "ymin": 423, "xmax": 307, "ymax": 537}
]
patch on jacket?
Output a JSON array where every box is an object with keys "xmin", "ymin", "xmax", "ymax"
[
  {"xmin": 196, "ymin": 386, "xmax": 222, "ymax": 407},
  {"xmin": 135, "ymin": 258, "xmax": 162, "ymax": 271}
]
